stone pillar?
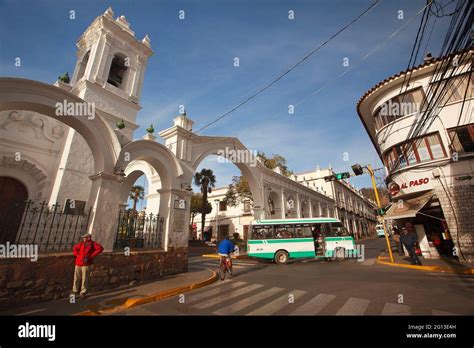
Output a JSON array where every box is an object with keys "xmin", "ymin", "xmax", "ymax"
[
  {"xmin": 158, "ymin": 188, "xmax": 192, "ymax": 250},
  {"xmin": 280, "ymin": 188, "xmax": 286, "ymax": 218},
  {"xmin": 309, "ymin": 200, "xmax": 314, "ymax": 218},
  {"xmin": 87, "ymin": 172, "xmax": 123, "ymax": 251},
  {"xmin": 296, "ymin": 194, "xmax": 301, "ymax": 218},
  {"xmin": 435, "ymin": 184, "xmax": 474, "ymax": 263},
  {"xmin": 318, "ymin": 201, "xmax": 322, "ymax": 217}
]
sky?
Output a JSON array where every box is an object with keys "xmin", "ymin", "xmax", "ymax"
[{"xmin": 0, "ymin": 0, "xmax": 456, "ymax": 202}]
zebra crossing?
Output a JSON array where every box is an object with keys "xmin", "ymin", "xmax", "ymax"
[
  {"xmin": 175, "ymin": 279, "xmax": 461, "ymax": 316},
  {"xmin": 188, "ymin": 257, "xmax": 264, "ymax": 274}
]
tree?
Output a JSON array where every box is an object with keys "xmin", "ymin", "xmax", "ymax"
[
  {"xmin": 190, "ymin": 193, "xmax": 212, "ymax": 228},
  {"xmin": 129, "ymin": 185, "xmax": 145, "ymax": 214},
  {"xmin": 257, "ymin": 151, "xmax": 293, "ymax": 176},
  {"xmin": 224, "ymin": 176, "xmax": 253, "ymax": 207},
  {"xmin": 194, "ymin": 168, "xmax": 216, "ymax": 239},
  {"xmin": 360, "ymin": 187, "xmax": 390, "ymax": 206}
]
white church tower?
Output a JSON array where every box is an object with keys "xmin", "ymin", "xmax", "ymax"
[{"xmin": 49, "ymin": 7, "xmax": 153, "ymax": 207}]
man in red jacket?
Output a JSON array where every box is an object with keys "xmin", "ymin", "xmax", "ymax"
[{"xmin": 72, "ymin": 233, "xmax": 103, "ymax": 298}]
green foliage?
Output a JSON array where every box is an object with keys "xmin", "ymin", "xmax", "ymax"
[
  {"xmin": 257, "ymin": 151, "xmax": 293, "ymax": 176},
  {"xmin": 193, "ymin": 168, "xmax": 216, "ymax": 239},
  {"xmin": 224, "ymin": 176, "xmax": 253, "ymax": 207},
  {"xmin": 129, "ymin": 185, "xmax": 145, "ymax": 213}
]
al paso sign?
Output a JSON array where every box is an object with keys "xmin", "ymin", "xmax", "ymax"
[{"xmin": 390, "ymin": 177, "xmax": 430, "ymax": 196}]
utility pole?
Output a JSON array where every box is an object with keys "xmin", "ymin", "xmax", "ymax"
[{"xmin": 366, "ymin": 164, "xmax": 394, "ymax": 263}]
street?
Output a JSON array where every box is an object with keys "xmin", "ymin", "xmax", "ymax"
[{"xmin": 115, "ymin": 238, "xmax": 474, "ymax": 315}]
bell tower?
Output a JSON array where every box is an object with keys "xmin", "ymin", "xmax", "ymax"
[{"xmin": 70, "ymin": 7, "xmax": 153, "ymax": 136}]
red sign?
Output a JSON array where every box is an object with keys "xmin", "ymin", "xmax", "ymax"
[{"xmin": 389, "ymin": 182, "xmax": 400, "ymax": 196}]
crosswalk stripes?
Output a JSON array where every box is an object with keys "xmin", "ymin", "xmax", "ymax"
[
  {"xmin": 178, "ymin": 280, "xmax": 460, "ymax": 315},
  {"xmin": 247, "ymin": 290, "xmax": 307, "ymax": 315},
  {"xmin": 381, "ymin": 303, "xmax": 411, "ymax": 315},
  {"xmin": 193, "ymin": 284, "xmax": 264, "ymax": 309},
  {"xmin": 432, "ymin": 309, "xmax": 457, "ymax": 316},
  {"xmin": 213, "ymin": 287, "xmax": 285, "ymax": 315},
  {"xmin": 186, "ymin": 281, "xmax": 247, "ymax": 305},
  {"xmin": 290, "ymin": 294, "xmax": 336, "ymax": 315},
  {"xmin": 336, "ymin": 297, "xmax": 370, "ymax": 315}
]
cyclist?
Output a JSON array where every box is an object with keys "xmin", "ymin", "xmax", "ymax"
[{"xmin": 217, "ymin": 236, "xmax": 237, "ymax": 271}]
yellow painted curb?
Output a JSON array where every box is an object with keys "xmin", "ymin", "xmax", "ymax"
[
  {"xmin": 377, "ymin": 256, "xmax": 474, "ymax": 275},
  {"xmin": 74, "ymin": 269, "xmax": 218, "ymax": 316},
  {"xmin": 202, "ymin": 254, "xmax": 249, "ymax": 259}
]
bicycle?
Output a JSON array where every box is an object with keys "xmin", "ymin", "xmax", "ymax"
[{"xmin": 218, "ymin": 254, "xmax": 233, "ymax": 281}]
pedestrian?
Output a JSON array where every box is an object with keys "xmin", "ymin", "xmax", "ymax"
[
  {"xmin": 72, "ymin": 232, "xmax": 104, "ymax": 299},
  {"xmin": 392, "ymin": 226, "xmax": 404, "ymax": 256},
  {"xmin": 399, "ymin": 226, "xmax": 422, "ymax": 265}
]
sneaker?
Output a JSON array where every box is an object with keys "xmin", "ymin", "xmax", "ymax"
[{"xmin": 79, "ymin": 293, "xmax": 87, "ymax": 299}]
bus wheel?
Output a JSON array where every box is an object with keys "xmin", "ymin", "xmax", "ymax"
[
  {"xmin": 333, "ymin": 247, "xmax": 346, "ymax": 261},
  {"xmin": 275, "ymin": 250, "xmax": 289, "ymax": 265}
]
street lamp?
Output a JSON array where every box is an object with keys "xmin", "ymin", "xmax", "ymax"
[{"xmin": 214, "ymin": 199, "xmax": 220, "ymax": 241}]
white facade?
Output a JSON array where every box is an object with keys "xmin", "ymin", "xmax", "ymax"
[
  {"xmin": 357, "ymin": 50, "xmax": 473, "ymax": 262},
  {"xmin": 295, "ymin": 167, "xmax": 378, "ymax": 238}
]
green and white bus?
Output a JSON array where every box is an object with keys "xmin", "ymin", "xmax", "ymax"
[{"xmin": 247, "ymin": 217, "xmax": 357, "ymax": 264}]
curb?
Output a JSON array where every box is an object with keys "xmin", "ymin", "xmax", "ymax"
[
  {"xmin": 376, "ymin": 256, "xmax": 474, "ymax": 275},
  {"xmin": 202, "ymin": 254, "xmax": 250, "ymax": 260},
  {"xmin": 74, "ymin": 269, "xmax": 218, "ymax": 316}
]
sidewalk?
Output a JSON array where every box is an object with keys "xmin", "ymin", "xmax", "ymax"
[
  {"xmin": 0, "ymin": 268, "xmax": 216, "ymax": 316},
  {"xmin": 377, "ymin": 249, "xmax": 474, "ymax": 275}
]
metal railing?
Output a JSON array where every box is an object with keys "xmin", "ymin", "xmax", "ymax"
[
  {"xmin": 114, "ymin": 210, "xmax": 164, "ymax": 250},
  {"xmin": 15, "ymin": 200, "xmax": 92, "ymax": 252}
]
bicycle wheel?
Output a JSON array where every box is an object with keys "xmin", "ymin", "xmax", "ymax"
[{"xmin": 218, "ymin": 263, "xmax": 226, "ymax": 281}]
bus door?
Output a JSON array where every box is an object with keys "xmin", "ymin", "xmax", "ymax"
[{"xmin": 310, "ymin": 223, "xmax": 328, "ymax": 257}]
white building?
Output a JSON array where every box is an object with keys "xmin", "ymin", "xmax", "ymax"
[
  {"xmin": 0, "ymin": 7, "xmax": 154, "ymax": 244},
  {"xmin": 295, "ymin": 167, "xmax": 378, "ymax": 239},
  {"xmin": 357, "ymin": 50, "xmax": 473, "ymax": 262},
  {"xmin": 193, "ymin": 187, "xmax": 254, "ymax": 241}
]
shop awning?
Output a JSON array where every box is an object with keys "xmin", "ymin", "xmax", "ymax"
[{"xmin": 384, "ymin": 191, "xmax": 434, "ymax": 220}]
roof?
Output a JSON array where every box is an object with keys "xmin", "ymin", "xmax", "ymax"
[{"xmin": 356, "ymin": 48, "xmax": 473, "ymax": 156}]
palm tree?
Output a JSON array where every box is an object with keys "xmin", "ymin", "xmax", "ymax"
[
  {"xmin": 194, "ymin": 169, "xmax": 216, "ymax": 240},
  {"xmin": 129, "ymin": 185, "xmax": 145, "ymax": 215}
]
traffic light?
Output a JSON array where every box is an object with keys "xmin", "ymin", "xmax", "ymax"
[
  {"xmin": 351, "ymin": 164, "xmax": 364, "ymax": 176},
  {"xmin": 377, "ymin": 208, "xmax": 386, "ymax": 216},
  {"xmin": 324, "ymin": 172, "xmax": 351, "ymax": 182},
  {"xmin": 335, "ymin": 172, "xmax": 351, "ymax": 180},
  {"xmin": 324, "ymin": 175, "xmax": 336, "ymax": 182}
]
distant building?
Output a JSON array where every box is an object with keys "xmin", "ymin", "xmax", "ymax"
[
  {"xmin": 295, "ymin": 168, "xmax": 378, "ymax": 239},
  {"xmin": 357, "ymin": 50, "xmax": 473, "ymax": 262}
]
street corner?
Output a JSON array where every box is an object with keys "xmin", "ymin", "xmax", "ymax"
[{"xmin": 376, "ymin": 255, "xmax": 474, "ymax": 275}]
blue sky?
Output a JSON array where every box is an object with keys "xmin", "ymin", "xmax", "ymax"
[{"xmin": 0, "ymin": 0, "xmax": 454, "ymax": 199}]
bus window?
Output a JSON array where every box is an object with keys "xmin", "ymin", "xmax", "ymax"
[
  {"xmin": 275, "ymin": 225, "xmax": 294, "ymax": 239},
  {"xmin": 327, "ymin": 222, "xmax": 350, "ymax": 237},
  {"xmin": 251, "ymin": 226, "xmax": 272, "ymax": 240},
  {"xmin": 294, "ymin": 224, "xmax": 312, "ymax": 237}
]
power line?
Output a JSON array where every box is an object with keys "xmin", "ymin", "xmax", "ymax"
[{"xmin": 195, "ymin": 0, "xmax": 382, "ymax": 133}]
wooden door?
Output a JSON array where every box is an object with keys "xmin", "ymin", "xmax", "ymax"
[{"xmin": 0, "ymin": 177, "xmax": 28, "ymax": 243}]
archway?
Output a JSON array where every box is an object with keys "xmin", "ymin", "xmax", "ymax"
[
  {"xmin": 0, "ymin": 177, "xmax": 28, "ymax": 243},
  {"xmin": 266, "ymin": 189, "xmax": 282, "ymax": 219},
  {"xmin": 301, "ymin": 199, "xmax": 311, "ymax": 218}
]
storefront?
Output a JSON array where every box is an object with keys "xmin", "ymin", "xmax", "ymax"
[{"xmin": 385, "ymin": 186, "xmax": 455, "ymax": 260}]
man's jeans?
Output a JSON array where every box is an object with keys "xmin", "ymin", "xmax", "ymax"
[
  {"xmin": 406, "ymin": 246, "xmax": 422, "ymax": 265},
  {"xmin": 72, "ymin": 265, "xmax": 90, "ymax": 295}
]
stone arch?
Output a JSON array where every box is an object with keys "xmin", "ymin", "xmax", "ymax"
[
  {"xmin": 116, "ymin": 140, "xmax": 183, "ymax": 190},
  {"xmin": 0, "ymin": 155, "xmax": 48, "ymax": 201},
  {"xmin": 301, "ymin": 198, "xmax": 311, "ymax": 218},
  {"xmin": 189, "ymin": 138, "xmax": 264, "ymax": 218},
  {"xmin": 266, "ymin": 188, "xmax": 282, "ymax": 219},
  {"xmin": 0, "ymin": 78, "xmax": 121, "ymax": 174}
]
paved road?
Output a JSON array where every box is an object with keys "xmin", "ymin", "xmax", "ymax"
[{"xmin": 116, "ymin": 238, "xmax": 474, "ymax": 316}]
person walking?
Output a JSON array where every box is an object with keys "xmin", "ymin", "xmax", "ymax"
[
  {"xmin": 400, "ymin": 226, "xmax": 422, "ymax": 265},
  {"xmin": 72, "ymin": 233, "xmax": 104, "ymax": 299},
  {"xmin": 392, "ymin": 226, "xmax": 404, "ymax": 256}
]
